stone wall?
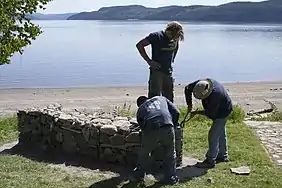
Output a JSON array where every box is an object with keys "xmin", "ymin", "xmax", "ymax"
[{"xmin": 17, "ymin": 104, "xmax": 183, "ymax": 170}]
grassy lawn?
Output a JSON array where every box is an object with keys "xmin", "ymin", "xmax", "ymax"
[
  {"xmin": 0, "ymin": 107, "xmax": 282, "ymax": 188},
  {"xmin": 0, "ymin": 116, "xmax": 18, "ymax": 145},
  {"xmin": 181, "ymin": 119, "xmax": 282, "ymax": 188},
  {"xmin": 0, "ymin": 155, "xmax": 98, "ymax": 188}
]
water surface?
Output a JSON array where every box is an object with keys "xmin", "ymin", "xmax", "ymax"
[{"xmin": 1, "ymin": 20, "xmax": 282, "ymax": 88}]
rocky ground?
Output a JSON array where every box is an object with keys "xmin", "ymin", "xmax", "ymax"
[{"xmin": 245, "ymin": 121, "xmax": 282, "ymax": 167}]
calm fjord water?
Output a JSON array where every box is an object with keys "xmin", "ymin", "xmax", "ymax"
[{"xmin": 0, "ymin": 20, "xmax": 282, "ymax": 88}]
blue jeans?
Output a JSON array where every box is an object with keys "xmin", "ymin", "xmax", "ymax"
[
  {"xmin": 206, "ymin": 118, "xmax": 228, "ymax": 163},
  {"xmin": 134, "ymin": 125, "xmax": 176, "ymax": 179}
]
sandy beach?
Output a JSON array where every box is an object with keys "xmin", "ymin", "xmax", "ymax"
[{"xmin": 1, "ymin": 81, "xmax": 282, "ymax": 116}]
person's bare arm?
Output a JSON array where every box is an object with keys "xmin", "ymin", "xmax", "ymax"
[
  {"xmin": 136, "ymin": 38, "xmax": 151, "ymax": 65},
  {"xmin": 173, "ymin": 42, "xmax": 179, "ymax": 62},
  {"xmin": 136, "ymin": 38, "xmax": 161, "ymax": 69}
]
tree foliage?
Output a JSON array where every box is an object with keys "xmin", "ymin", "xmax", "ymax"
[{"xmin": 0, "ymin": 0, "xmax": 51, "ymax": 65}]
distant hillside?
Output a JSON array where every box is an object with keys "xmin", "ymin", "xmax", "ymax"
[
  {"xmin": 68, "ymin": 0, "xmax": 282, "ymax": 23},
  {"xmin": 27, "ymin": 13, "xmax": 76, "ymax": 20}
]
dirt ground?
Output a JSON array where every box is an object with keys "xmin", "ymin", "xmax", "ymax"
[{"xmin": 1, "ymin": 81, "xmax": 282, "ymax": 116}]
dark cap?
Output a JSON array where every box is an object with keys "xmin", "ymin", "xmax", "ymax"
[{"xmin": 137, "ymin": 96, "xmax": 148, "ymax": 107}]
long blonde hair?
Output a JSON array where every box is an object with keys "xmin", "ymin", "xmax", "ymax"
[{"xmin": 165, "ymin": 21, "xmax": 184, "ymax": 41}]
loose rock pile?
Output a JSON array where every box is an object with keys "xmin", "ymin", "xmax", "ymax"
[{"xmin": 17, "ymin": 104, "xmax": 182, "ymax": 169}]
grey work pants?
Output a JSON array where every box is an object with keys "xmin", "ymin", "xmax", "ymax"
[
  {"xmin": 135, "ymin": 125, "xmax": 176, "ymax": 179},
  {"xmin": 148, "ymin": 69, "xmax": 174, "ymax": 102}
]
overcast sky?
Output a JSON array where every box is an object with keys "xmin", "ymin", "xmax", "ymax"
[{"xmin": 40, "ymin": 0, "xmax": 264, "ymax": 14}]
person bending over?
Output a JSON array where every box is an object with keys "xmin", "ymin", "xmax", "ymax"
[
  {"xmin": 133, "ymin": 95, "xmax": 180, "ymax": 185},
  {"xmin": 185, "ymin": 78, "xmax": 233, "ymax": 168}
]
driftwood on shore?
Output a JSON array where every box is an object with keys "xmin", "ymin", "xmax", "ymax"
[{"xmin": 246, "ymin": 99, "xmax": 278, "ymax": 117}]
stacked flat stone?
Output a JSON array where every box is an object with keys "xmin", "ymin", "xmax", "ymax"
[{"xmin": 17, "ymin": 104, "xmax": 183, "ymax": 169}]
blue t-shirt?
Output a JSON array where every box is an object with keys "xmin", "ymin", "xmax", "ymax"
[{"xmin": 145, "ymin": 31, "xmax": 179, "ymax": 74}]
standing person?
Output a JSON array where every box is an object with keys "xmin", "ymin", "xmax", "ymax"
[
  {"xmin": 133, "ymin": 95, "xmax": 180, "ymax": 185},
  {"xmin": 184, "ymin": 78, "xmax": 233, "ymax": 168},
  {"xmin": 136, "ymin": 21, "xmax": 184, "ymax": 103}
]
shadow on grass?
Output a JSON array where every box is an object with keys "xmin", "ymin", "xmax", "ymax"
[
  {"xmin": 88, "ymin": 176, "xmax": 144, "ymax": 188},
  {"xmin": 88, "ymin": 165, "xmax": 207, "ymax": 188},
  {"xmin": 0, "ymin": 142, "xmax": 130, "ymax": 176},
  {"xmin": 1, "ymin": 143, "xmax": 207, "ymax": 187},
  {"xmin": 88, "ymin": 176, "xmax": 127, "ymax": 188}
]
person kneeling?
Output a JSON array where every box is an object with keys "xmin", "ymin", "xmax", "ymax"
[
  {"xmin": 133, "ymin": 95, "xmax": 180, "ymax": 185},
  {"xmin": 184, "ymin": 78, "xmax": 233, "ymax": 168}
]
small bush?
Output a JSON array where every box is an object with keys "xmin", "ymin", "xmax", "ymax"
[{"xmin": 228, "ymin": 105, "xmax": 245, "ymax": 123}]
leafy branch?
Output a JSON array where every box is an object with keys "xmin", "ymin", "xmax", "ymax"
[{"xmin": 0, "ymin": 0, "xmax": 51, "ymax": 65}]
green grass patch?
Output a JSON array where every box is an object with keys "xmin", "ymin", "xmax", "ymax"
[
  {"xmin": 0, "ymin": 105, "xmax": 282, "ymax": 188},
  {"xmin": 251, "ymin": 111, "xmax": 282, "ymax": 122},
  {"xmin": 0, "ymin": 155, "xmax": 98, "ymax": 188},
  {"xmin": 0, "ymin": 116, "xmax": 18, "ymax": 144},
  {"xmin": 181, "ymin": 119, "xmax": 282, "ymax": 188}
]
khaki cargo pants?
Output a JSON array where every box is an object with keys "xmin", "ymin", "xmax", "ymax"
[{"xmin": 148, "ymin": 69, "xmax": 174, "ymax": 102}]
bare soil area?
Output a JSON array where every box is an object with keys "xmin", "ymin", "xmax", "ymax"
[{"xmin": 1, "ymin": 81, "xmax": 282, "ymax": 116}]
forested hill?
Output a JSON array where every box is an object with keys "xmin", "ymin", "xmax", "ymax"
[{"xmin": 68, "ymin": 0, "xmax": 282, "ymax": 23}]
